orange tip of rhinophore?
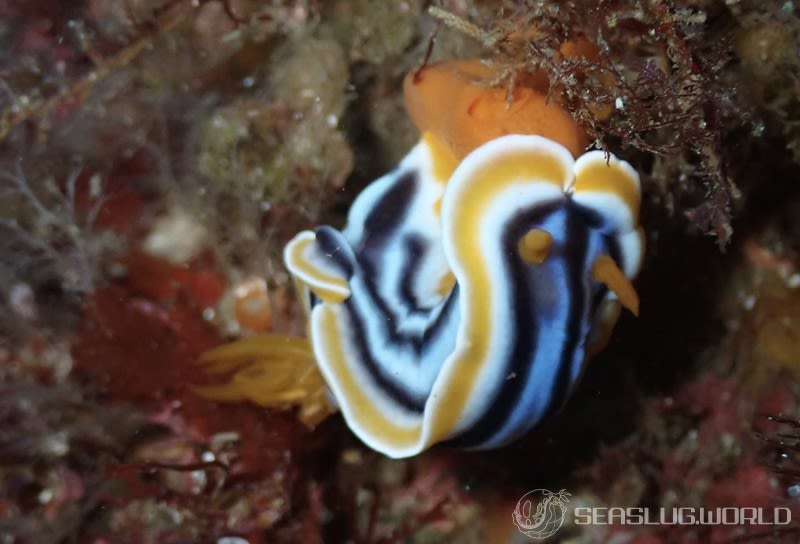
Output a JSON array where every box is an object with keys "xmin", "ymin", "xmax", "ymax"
[
  {"xmin": 404, "ymin": 42, "xmax": 598, "ymax": 162},
  {"xmin": 591, "ymin": 254, "xmax": 640, "ymax": 316}
]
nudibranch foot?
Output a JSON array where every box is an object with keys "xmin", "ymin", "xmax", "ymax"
[{"xmin": 193, "ymin": 334, "xmax": 336, "ymax": 428}]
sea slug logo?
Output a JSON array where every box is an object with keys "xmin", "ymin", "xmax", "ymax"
[{"xmin": 512, "ymin": 488, "xmax": 571, "ymax": 540}]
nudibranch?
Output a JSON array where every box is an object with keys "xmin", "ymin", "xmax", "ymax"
[{"xmin": 197, "ymin": 58, "xmax": 644, "ymax": 459}]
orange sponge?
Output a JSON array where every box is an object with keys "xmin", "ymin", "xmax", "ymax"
[{"xmin": 403, "ymin": 43, "xmax": 598, "ymax": 160}]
